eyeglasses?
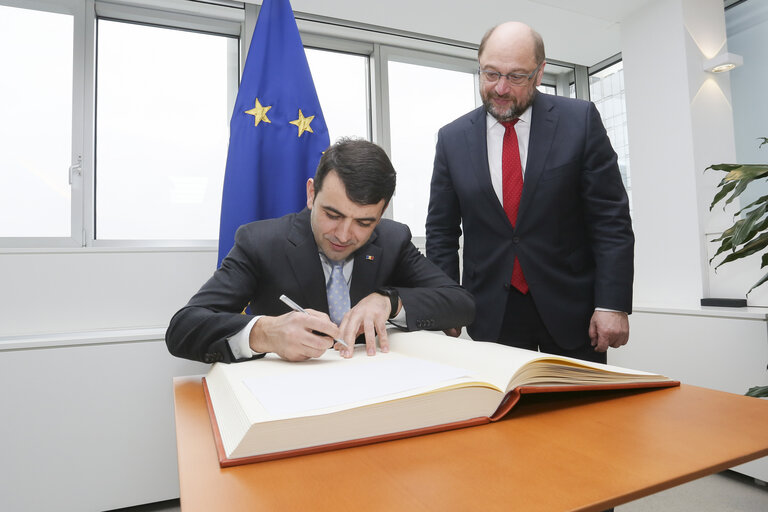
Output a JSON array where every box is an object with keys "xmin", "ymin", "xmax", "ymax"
[{"xmin": 478, "ymin": 62, "xmax": 543, "ymax": 86}]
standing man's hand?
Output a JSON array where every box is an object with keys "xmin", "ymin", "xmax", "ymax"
[
  {"xmin": 588, "ymin": 310, "xmax": 629, "ymax": 352},
  {"xmin": 249, "ymin": 310, "xmax": 339, "ymax": 361},
  {"xmin": 443, "ymin": 327, "xmax": 462, "ymax": 338},
  {"xmin": 337, "ymin": 292, "xmax": 399, "ymax": 357}
]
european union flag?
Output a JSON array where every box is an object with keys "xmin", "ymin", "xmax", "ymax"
[{"xmin": 217, "ymin": 0, "xmax": 329, "ymax": 266}]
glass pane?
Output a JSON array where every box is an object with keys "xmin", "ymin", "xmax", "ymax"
[
  {"xmin": 305, "ymin": 48, "xmax": 369, "ymax": 143},
  {"xmin": 0, "ymin": 6, "xmax": 73, "ymax": 237},
  {"xmin": 589, "ymin": 61, "xmax": 632, "ymax": 210},
  {"xmin": 96, "ymin": 20, "xmax": 232, "ymax": 240},
  {"xmin": 388, "ymin": 61, "xmax": 476, "ymax": 236}
]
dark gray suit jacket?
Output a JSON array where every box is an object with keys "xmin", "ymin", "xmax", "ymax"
[
  {"xmin": 166, "ymin": 208, "xmax": 475, "ymax": 363},
  {"xmin": 426, "ymin": 93, "xmax": 633, "ymax": 349}
]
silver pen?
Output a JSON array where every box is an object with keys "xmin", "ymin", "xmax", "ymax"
[{"xmin": 279, "ymin": 294, "xmax": 350, "ymax": 348}]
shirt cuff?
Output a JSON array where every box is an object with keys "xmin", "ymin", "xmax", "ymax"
[
  {"xmin": 227, "ymin": 316, "xmax": 263, "ymax": 360},
  {"xmin": 388, "ymin": 304, "xmax": 407, "ymax": 329},
  {"xmin": 595, "ymin": 307, "xmax": 625, "ymax": 313}
]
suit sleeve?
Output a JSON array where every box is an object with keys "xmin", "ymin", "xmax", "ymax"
[
  {"xmin": 581, "ymin": 102, "xmax": 635, "ymax": 313},
  {"xmin": 165, "ymin": 225, "xmax": 266, "ymax": 364},
  {"xmin": 425, "ymin": 129, "xmax": 463, "ymax": 283},
  {"xmin": 386, "ymin": 223, "xmax": 475, "ymax": 331}
]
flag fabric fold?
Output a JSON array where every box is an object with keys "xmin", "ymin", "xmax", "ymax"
[{"xmin": 217, "ymin": 0, "xmax": 329, "ymax": 266}]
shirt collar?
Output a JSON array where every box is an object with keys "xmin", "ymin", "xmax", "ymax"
[{"xmin": 486, "ymin": 103, "xmax": 533, "ymax": 131}]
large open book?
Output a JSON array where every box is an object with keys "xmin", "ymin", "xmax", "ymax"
[{"xmin": 202, "ymin": 330, "xmax": 678, "ymax": 467}]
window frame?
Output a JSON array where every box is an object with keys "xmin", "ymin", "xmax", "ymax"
[{"xmin": 2, "ymin": 0, "xmax": 594, "ymax": 251}]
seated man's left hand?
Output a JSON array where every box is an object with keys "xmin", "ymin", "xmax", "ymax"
[{"xmin": 337, "ymin": 292, "xmax": 398, "ymax": 358}]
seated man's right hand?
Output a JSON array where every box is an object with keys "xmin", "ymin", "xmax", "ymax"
[{"xmin": 249, "ymin": 310, "xmax": 340, "ymax": 361}]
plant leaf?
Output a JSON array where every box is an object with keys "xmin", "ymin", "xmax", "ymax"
[
  {"xmin": 748, "ymin": 271, "xmax": 768, "ymax": 295},
  {"xmin": 737, "ymin": 194, "xmax": 768, "ymax": 215},
  {"xmin": 745, "ymin": 385, "xmax": 768, "ymax": 397},
  {"xmin": 759, "ymin": 137, "xmax": 768, "ymax": 149},
  {"xmin": 706, "ymin": 163, "xmax": 742, "ymax": 173},
  {"xmin": 723, "ymin": 164, "xmax": 768, "ymax": 182},
  {"xmin": 710, "ymin": 180, "xmax": 737, "ymax": 210},
  {"xmin": 709, "ymin": 237, "xmax": 733, "ymax": 263},
  {"xmin": 714, "ymin": 232, "xmax": 768, "ymax": 268},
  {"xmin": 710, "ymin": 219, "xmax": 744, "ymax": 242},
  {"xmin": 730, "ymin": 203, "xmax": 767, "ymax": 248}
]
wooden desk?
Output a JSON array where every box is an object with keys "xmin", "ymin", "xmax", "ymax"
[{"xmin": 173, "ymin": 378, "xmax": 768, "ymax": 511}]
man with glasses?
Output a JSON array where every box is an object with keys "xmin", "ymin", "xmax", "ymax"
[{"xmin": 425, "ymin": 21, "xmax": 634, "ymax": 365}]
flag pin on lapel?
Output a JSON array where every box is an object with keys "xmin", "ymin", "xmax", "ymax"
[{"xmin": 365, "ymin": 255, "xmax": 375, "ymax": 261}]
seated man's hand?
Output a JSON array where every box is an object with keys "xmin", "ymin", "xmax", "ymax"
[
  {"xmin": 249, "ymin": 310, "xmax": 340, "ymax": 361},
  {"xmin": 337, "ymin": 292, "xmax": 398, "ymax": 358}
]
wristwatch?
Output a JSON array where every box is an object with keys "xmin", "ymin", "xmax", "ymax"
[{"xmin": 375, "ymin": 287, "xmax": 399, "ymax": 319}]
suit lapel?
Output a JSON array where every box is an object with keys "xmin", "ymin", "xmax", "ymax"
[
  {"xmin": 349, "ymin": 229, "xmax": 381, "ymax": 305},
  {"xmin": 518, "ymin": 93, "xmax": 558, "ymax": 224},
  {"xmin": 465, "ymin": 108, "xmax": 507, "ymax": 224},
  {"xmin": 286, "ymin": 209, "xmax": 328, "ymax": 311}
]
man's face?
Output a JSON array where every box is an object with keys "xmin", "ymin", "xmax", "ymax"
[
  {"xmin": 479, "ymin": 30, "xmax": 544, "ymax": 121},
  {"xmin": 306, "ymin": 170, "xmax": 386, "ymax": 262}
]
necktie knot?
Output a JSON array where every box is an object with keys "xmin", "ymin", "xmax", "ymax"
[{"xmin": 502, "ymin": 118, "xmax": 519, "ymax": 130}]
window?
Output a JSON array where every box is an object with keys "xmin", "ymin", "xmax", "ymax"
[
  {"xmin": 0, "ymin": 3, "xmax": 74, "ymax": 239},
  {"xmin": 96, "ymin": 20, "xmax": 235, "ymax": 240},
  {"xmin": 387, "ymin": 57, "xmax": 477, "ymax": 237},
  {"xmin": 305, "ymin": 48, "xmax": 369, "ymax": 143},
  {"xmin": 4, "ymin": 1, "xmax": 596, "ymax": 248},
  {"xmin": 589, "ymin": 60, "xmax": 632, "ymax": 208}
]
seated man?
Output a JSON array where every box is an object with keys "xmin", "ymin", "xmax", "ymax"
[{"xmin": 166, "ymin": 138, "xmax": 475, "ymax": 363}]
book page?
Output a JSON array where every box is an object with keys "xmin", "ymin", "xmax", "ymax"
[
  {"xmin": 243, "ymin": 354, "xmax": 473, "ymax": 417},
  {"xmin": 386, "ymin": 330, "xmax": 669, "ymax": 392}
]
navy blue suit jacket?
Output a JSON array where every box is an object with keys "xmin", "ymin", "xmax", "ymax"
[
  {"xmin": 167, "ymin": 208, "xmax": 475, "ymax": 363},
  {"xmin": 426, "ymin": 93, "xmax": 633, "ymax": 349}
]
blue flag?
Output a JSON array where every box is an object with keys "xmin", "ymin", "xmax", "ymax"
[{"xmin": 217, "ymin": 0, "xmax": 329, "ymax": 267}]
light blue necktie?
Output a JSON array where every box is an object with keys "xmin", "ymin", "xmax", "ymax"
[{"xmin": 327, "ymin": 262, "xmax": 350, "ymax": 325}]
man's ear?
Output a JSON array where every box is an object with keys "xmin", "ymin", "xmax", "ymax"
[
  {"xmin": 306, "ymin": 178, "xmax": 315, "ymax": 209},
  {"xmin": 535, "ymin": 60, "xmax": 546, "ymax": 86}
]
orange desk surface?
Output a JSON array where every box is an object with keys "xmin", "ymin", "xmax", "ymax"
[{"xmin": 173, "ymin": 377, "xmax": 768, "ymax": 512}]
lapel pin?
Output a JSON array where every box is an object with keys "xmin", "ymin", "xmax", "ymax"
[{"xmin": 365, "ymin": 255, "xmax": 375, "ymax": 261}]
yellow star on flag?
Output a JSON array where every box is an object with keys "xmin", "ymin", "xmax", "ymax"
[
  {"xmin": 289, "ymin": 109, "xmax": 315, "ymax": 137},
  {"xmin": 245, "ymin": 98, "xmax": 272, "ymax": 127}
]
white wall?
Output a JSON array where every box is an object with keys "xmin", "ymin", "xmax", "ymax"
[{"xmin": 621, "ymin": 0, "xmax": 758, "ymax": 307}]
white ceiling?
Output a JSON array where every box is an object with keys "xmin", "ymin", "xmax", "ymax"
[{"xmin": 285, "ymin": 0, "xmax": 656, "ymax": 65}]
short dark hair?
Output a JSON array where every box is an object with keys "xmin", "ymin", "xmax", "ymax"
[
  {"xmin": 478, "ymin": 24, "xmax": 545, "ymax": 65},
  {"xmin": 314, "ymin": 138, "xmax": 396, "ymax": 207}
]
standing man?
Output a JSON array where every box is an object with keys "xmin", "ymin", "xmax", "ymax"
[
  {"xmin": 426, "ymin": 22, "xmax": 633, "ymax": 364},
  {"xmin": 167, "ymin": 138, "xmax": 474, "ymax": 364}
]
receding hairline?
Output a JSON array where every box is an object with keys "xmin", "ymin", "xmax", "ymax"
[{"xmin": 478, "ymin": 23, "xmax": 545, "ymax": 64}]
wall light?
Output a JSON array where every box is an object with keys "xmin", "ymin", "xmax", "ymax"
[{"xmin": 703, "ymin": 52, "xmax": 743, "ymax": 73}]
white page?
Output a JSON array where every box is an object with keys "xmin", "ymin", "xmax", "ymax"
[{"xmin": 244, "ymin": 355, "xmax": 471, "ymax": 417}]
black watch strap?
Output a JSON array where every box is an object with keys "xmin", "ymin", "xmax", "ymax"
[{"xmin": 375, "ymin": 287, "xmax": 399, "ymax": 319}]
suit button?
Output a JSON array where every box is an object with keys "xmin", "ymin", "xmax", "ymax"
[
  {"xmin": 204, "ymin": 354, "xmax": 215, "ymax": 363},
  {"xmin": 504, "ymin": 283, "xmax": 510, "ymax": 290},
  {"xmin": 512, "ymin": 237, "xmax": 520, "ymax": 244}
]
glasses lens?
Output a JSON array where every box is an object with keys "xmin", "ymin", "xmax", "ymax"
[{"xmin": 480, "ymin": 70, "xmax": 499, "ymax": 82}]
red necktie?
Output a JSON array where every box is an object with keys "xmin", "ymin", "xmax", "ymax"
[{"xmin": 502, "ymin": 120, "xmax": 529, "ymax": 294}]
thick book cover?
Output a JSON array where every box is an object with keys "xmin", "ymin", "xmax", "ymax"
[{"xmin": 201, "ymin": 331, "xmax": 679, "ymax": 467}]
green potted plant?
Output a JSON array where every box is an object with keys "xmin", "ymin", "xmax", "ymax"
[{"xmin": 707, "ymin": 136, "xmax": 768, "ymax": 398}]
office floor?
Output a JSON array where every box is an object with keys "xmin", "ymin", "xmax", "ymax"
[{"xmin": 113, "ymin": 470, "xmax": 767, "ymax": 511}]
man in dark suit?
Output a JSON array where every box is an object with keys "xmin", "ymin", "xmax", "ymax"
[
  {"xmin": 426, "ymin": 22, "xmax": 633, "ymax": 364},
  {"xmin": 167, "ymin": 138, "xmax": 474, "ymax": 364}
]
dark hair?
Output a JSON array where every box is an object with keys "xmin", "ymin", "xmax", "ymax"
[
  {"xmin": 314, "ymin": 138, "xmax": 396, "ymax": 206},
  {"xmin": 478, "ymin": 23, "xmax": 545, "ymax": 65}
]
